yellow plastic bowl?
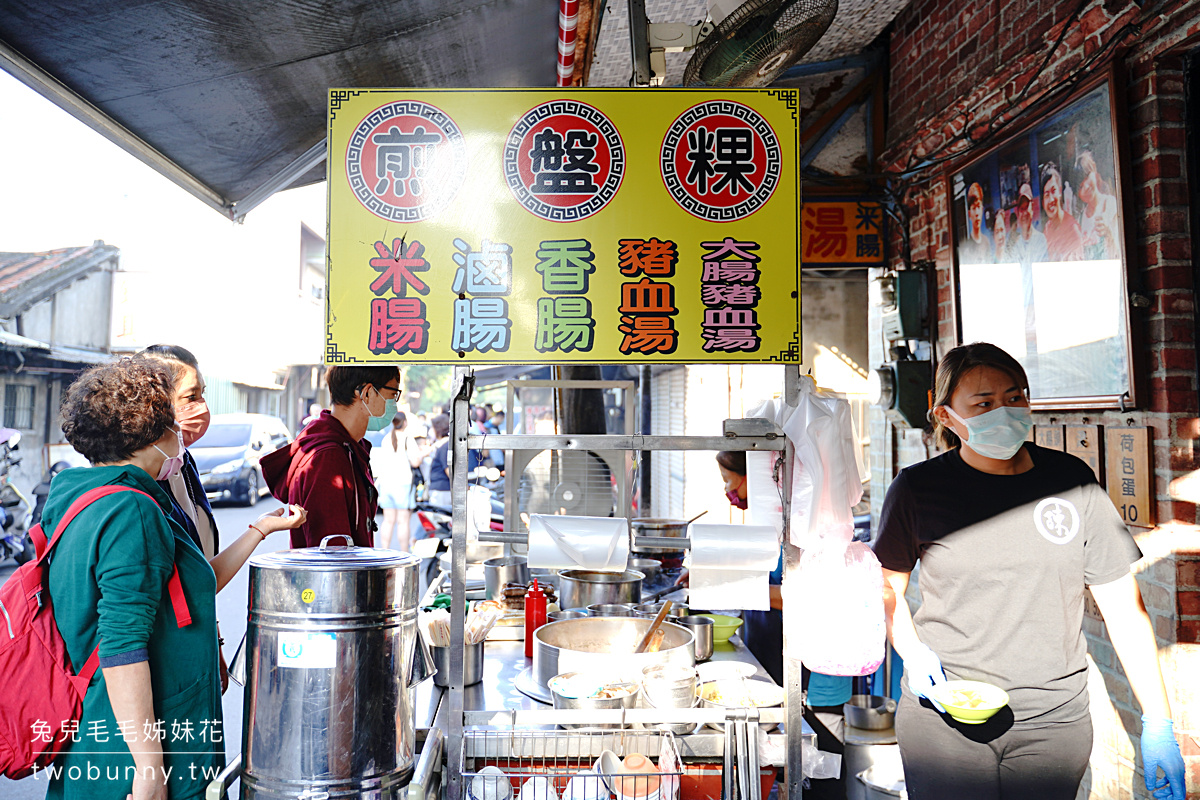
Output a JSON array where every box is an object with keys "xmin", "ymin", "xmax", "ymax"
[
  {"xmin": 929, "ymin": 680, "xmax": 1009, "ymax": 724},
  {"xmin": 696, "ymin": 614, "xmax": 742, "ymax": 643}
]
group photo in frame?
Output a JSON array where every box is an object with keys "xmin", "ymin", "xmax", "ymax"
[{"xmin": 949, "ymin": 69, "xmax": 1137, "ymax": 409}]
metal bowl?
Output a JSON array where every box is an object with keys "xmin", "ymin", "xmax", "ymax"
[
  {"xmin": 533, "ymin": 616, "xmax": 695, "ymax": 692},
  {"xmin": 548, "ymin": 672, "xmax": 639, "ymax": 729},
  {"xmin": 844, "ymin": 694, "xmax": 896, "ymax": 730},
  {"xmin": 627, "ymin": 558, "xmax": 662, "ymax": 581},
  {"xmin": 696, "ymin": 678, "xmax": 785, "ymax": 732},
  {"xmin": 632, "ymin": 602, "xmax": 689, "ymax": 620},
  {"xmin": 588, "ymin": 603, "xmax": 634, "ymax": 617},
  {"xmin": 548, "ymin": 609, "xmax": 589, "ymax": 621},
  {"xmin": 558, "ymin": 569, "xmax": 644, "ymax": 610}
]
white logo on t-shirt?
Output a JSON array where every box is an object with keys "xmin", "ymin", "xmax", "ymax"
[{"xmin": 1033, "ymin": 497, "xmax": 1079, "ymax": 545}]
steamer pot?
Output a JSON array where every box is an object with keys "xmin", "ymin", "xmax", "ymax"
[{"xmin": 240, "ymin": 536, "xmax": 429, "ymax": 799}]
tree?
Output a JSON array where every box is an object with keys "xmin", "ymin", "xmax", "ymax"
[{"xmin": 402, "ymin": 365, "xmax": 453, "ymax": 413}]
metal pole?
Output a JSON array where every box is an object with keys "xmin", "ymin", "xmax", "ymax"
[
  {"xmin": 446, "ymin": 366, "xmax": 473, "ymax": 800},
  {"xmin": 781, "ymin": 362, "xmax": 803, "ymax": 800},
  {"xmin": 627, "ymin": 0, "xmax": 652, "ymax": 87},
  {"xmin": 639, "ymin": 365, "xmax": 652, "ymax": 516}
]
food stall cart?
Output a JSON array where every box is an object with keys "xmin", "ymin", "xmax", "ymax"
[{"xmin": 418, "ymin": 364, "xmax": 814, "ymax": 800}]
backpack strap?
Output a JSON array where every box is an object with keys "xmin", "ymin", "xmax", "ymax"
[{"xmin": 36, "ymin": 485, "xmax": 192, "ymax": 629}]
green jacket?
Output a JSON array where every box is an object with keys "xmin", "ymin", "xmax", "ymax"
[{"xmin": 42, "ymin": 465, "xmax": 223, "ymax": 800}]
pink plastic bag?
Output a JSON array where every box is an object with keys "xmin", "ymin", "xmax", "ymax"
[{"xmin": 789, "ymin": 540, "xmax": 885, "ymax": 676}]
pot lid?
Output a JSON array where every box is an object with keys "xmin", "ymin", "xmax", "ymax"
[{"xmin": 251, "ymin": 535, "xmax": 418, "ymax": 571}]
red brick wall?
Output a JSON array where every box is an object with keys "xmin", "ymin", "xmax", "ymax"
[{"xmin": 882, "ymin": 0, "xmax": 1200, "ymax": 795}]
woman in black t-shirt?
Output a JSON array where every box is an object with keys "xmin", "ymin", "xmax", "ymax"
[{"xmin": 873, "ymin": 342, "xmax": 1185, "ymax": 800}]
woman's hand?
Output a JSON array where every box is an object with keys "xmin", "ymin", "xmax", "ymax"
[
  {"xmin": 127, "ymin": 770, "xmax": 167, "ymax": 800},
  {"xmin": 254, "ymin": 504, "xmax": 308, "ymax": 536},
  {"xmin": 673, "ymin": 568, "xmax": 689, "ymax": 588}
]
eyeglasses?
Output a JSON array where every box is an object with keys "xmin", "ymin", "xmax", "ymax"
[{"xmin": 375, "ymin": 383, "xmax": 401, "ymax": 400}]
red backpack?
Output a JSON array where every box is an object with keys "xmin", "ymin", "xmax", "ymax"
[{"xmin": 0, "ymin": 485, "xmax": 191, "ymax": 779}]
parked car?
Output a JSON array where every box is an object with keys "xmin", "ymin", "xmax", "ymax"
[{"xmin": 192, "ymin": 413, "xmax": 291, "ymax": 506}]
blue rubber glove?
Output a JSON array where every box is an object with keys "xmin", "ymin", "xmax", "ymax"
[
  {"xmin": 1141, "ymin": 716, "xmax": 1186, "ymax": 800},
  {"xmin": 904, "ymin": 643, "xmax": 947, "ymax": 713}
]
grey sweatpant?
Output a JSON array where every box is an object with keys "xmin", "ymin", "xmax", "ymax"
[{"xmin": 895, "ymin": 692, "xmax": 1092, "ymax": 800}]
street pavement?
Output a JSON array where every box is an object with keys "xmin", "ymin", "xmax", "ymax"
[{"xmin": 0, "ymin": 499, "xmax": 290, "ymax": 800}]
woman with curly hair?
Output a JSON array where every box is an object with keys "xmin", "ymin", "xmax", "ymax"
[{"xmin": 42, "ymin": 358, "xmax": 304, "ymax": 800}]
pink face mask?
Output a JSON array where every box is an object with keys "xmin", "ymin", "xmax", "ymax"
[
  {"xmin": 153, "ymin": 429, "xmax": 186, "ymax": 481},
  {"xmin": 176, "ymin": 400, "xmax": 211, "ymax": 447}
]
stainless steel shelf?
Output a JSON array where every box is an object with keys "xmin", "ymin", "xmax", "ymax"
[{"xmin": 466, "ymin": 433, "xmax": 786, "ymax": 452}]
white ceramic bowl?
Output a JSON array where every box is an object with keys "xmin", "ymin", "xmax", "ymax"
[{"xmin": 469, "ymin": 766, "xmax": 513, "ymax": 800}]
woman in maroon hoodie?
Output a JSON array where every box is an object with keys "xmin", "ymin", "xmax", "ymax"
[{"xmin": 263, "ymin": 365, "xmax": 401, "ymax": 548}]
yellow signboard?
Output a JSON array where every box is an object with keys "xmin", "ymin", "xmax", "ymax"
[{"xmin": 326, "ymin": 89, "xmax": 800, "ymax": 364}]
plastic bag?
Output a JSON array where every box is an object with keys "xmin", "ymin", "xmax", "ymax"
[
  {"xmin": 788, "ymin": 540, "xmax": 885, "ymax": 676},
  {"xmin": 749, "ymin": 379, "xmax": 865, "ymax": 550},
  {"xmin": 746, "ymin": 450, "xmax": 785, "ymax": 536}
]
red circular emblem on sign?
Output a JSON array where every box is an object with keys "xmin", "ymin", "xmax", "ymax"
[
  {"xmin": 345, "ymin": 100, "xmax": 467, "ymax": 223},
  {"xmin": 503, "ymin": 100, "xmax": 625, "ymax": 222},
  {"xmin": 660, "ymin": 100, "xmax": 781, "ymax": 222}
]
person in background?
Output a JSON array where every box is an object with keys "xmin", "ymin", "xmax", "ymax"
[
  {"xmin": 426, "ymin": 413, "xmax": 452, "ymax": 508},
  {"xmin": 262, "ymin": 365, "xmax": 400, "ymax": 548},
  {"xmin": 300, "ymin": 402, "xmax": 323, "ymax": 432},
  {"xmin": 1008, "ymin": 182, "xmax": 1048, "ymax": 268},
  {"xmin": 874, "ymin": 342, "xmax": 1185, "ymax": 800},
  {"xmin": 1040, "ymin": 161, "xmax": 1084, "ymax": 262},
  {"xmin": 486, "ymin": 409, "xmax": 505, "ymax": 472},
  {"xmin": 138, "ymin": 345, "xmax": 307, "ymax": 692},
  {"xmin": 715, "ymin": 450, "xmax": 852, "ymax": 800},
  {"xmin": 373, "ymin": 413, "xmax": 424, "ymax": 551},
  {"xmin": 1076, "ymin": 150, "xmax": 1120, "ymax": 260},
  {"xmin": 958, "ymin": 182, "xmax": 992, "ymax": 264},
  {"xmin": 992, "ymin": 208, "xmax": 1010, "ymax": 263}
]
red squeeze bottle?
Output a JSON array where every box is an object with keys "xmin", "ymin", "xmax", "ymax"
[{"xmin": 524, "ymin": 579, "xmax": 547, "ymax": 658}]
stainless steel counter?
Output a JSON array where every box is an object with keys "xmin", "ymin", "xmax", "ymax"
[{"xmin": 422, "ymin": 633, "xmax": 812, "ymax": 766}]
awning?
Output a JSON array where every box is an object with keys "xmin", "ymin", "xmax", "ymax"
[{"xmin": 0, "ymin": 0, "xmax": 560, "ymax": 220}]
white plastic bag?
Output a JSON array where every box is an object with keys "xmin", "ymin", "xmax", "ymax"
[
  {"xmin": 746, "ymin": 450, "xmax": 784, "ymax": 536},
  {"xmin": 788, "ymin": 540, "xmax": 885, "ymax": 676},
  {"xmin": 749, "ymin": 378, "xmax": 865, "ymax": 550}
]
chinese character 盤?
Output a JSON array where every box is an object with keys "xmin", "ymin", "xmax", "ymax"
[{"xmin": 530, "ymin": 128, "xmax": 600, "ymax": 195}]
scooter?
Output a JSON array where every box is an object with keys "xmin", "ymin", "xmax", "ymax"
[{"xmin": 0, "ymin": 428, "xmax": 35, "ymax": 565}]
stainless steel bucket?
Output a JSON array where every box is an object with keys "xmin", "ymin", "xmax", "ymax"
[
  {"xmin": 240, "ymin": 535, "xmax": 430, "ymax": 799},
  {"xmin": 557, "ymin": 569, "xmax": 644, "ymax": 610}
]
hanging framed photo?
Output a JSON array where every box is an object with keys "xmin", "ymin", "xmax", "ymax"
[{"xmin": 948, "ymin": 68, "xmax": 1139, "ymax": 410}]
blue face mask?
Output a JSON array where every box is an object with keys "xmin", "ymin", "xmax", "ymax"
[
  {"xmin": 363, "ymin": 387, "xmax": 398, "ymax": 432},
  {"xmin": 945, "ymin": 405, "xmax": 1032, "ymax": 460}
]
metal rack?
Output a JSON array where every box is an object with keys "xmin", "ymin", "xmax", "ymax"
[
  {"xmin": 445, "ymin": 364, "xmax": 806, "ymax": 800},
  {"xmin": 462, "ymin": 729, "xmax": 682, "ymax": 798}
]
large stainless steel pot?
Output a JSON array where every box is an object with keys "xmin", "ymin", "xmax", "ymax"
[
  {"xmin": 533, "ymin": 616, "xmax": 694, "ymax": 691},
  {"xmin": 557, "ymin": 569, "xmax": 644, "ymax": 610},
  {"xmin": 630, "ymin": 518, "xmax": 689, "ymax": 556},
  {"xmin": 241, "ymin": 536, "xmax": 431, "ymax": 799}
]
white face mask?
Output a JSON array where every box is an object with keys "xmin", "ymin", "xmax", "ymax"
[
  {"xmin": 153, "ymin": 429, "xmax": 186, "ymax": 481},
  {"xmin": 945, "ymin": 405, "xmax": 1033, "ymax": 461}
]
